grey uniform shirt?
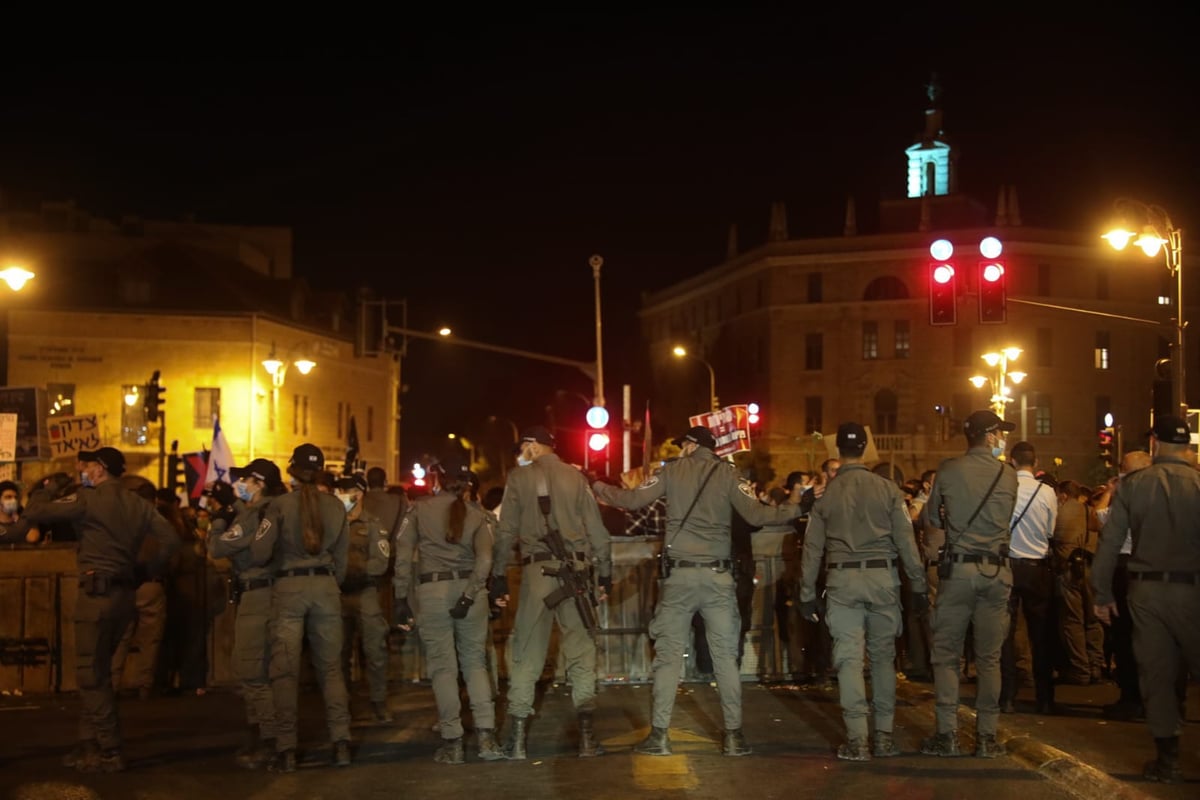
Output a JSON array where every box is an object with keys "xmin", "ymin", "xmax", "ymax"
[
  {"xmin": 494, "ymin": 454, "xmax": 612, "ymax": 578},
  {"xmin": 799, "ymin": 462, "xmax": 926, "ymax": 603},
  {"xmin": 592, "ymin": 447, "xmax": 800, "ymax": 562},
  {"xmin": 19, "ymin": 479, "xmax": 180, "ymax": 581},
  {"xmin": 209, "ymin": 497, "xmax": 275, "ymax": 581},
  {"xmin": 393, "ymin": 493, "xmax": 494, "ymax": 599},
  {"xmin": 251, "ymin": 488, "xmax": 349, "ymax": 584},
  {"xmin": 363, "ymin": 488, "xmax": 406, "ymax": 538},
  {"xmin": 921, "ymin": 447, "xmax": 1017, "ymax": 558},
  {"xmin": 341, "ymin": 509, "xmax": 389, "ymax": 589},
  {"xmin": 1093, "ymin": 454, "xmax": 1200, "ymax": 606}
]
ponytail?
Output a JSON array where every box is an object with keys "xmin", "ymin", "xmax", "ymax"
[{"xmin": 297, "ymin": 478, "xmax": 325, "ymax": 555}]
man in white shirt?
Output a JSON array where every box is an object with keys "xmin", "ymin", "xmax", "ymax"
[{"xmin": 1000, "ymin": 442, "xmax": 1059, "ymax": 714}]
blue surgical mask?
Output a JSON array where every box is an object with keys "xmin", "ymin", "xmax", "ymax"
[
  {"xmin": 235, "ymin": 483, "xmax": 254, "ymax": 503},
  {"xmin": 517, "ymin": 456, "xmax": 533, "ymax": 468},
  {"xmin": 337, "ymin": 493, "xmax": 356, "ymax": 512},
  {"xmin": 992, "ymin": 438, "xmax": 1007, "ymax": 459},
  {"xmin": 80, "ymin": 472, "xmax": 95, "ymax": 488}
]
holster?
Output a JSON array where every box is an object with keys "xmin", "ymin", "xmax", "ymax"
[
  {"xmin": 229, "ymin": 579, "xmax": 243, "ymax": 606},
  {"xmin": 936, "ymin": 545, "xmax": 952, "ymax": 579},
  {"xmin": 658, "ymin": 552, "xmax": 672, "ymax": 579}
]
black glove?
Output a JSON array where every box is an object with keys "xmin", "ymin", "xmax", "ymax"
[
  {"xmin": 392, "ymin": 597, "xmax": 415, "ymax": 628},
  {"xmin": 449, "ymin": 594, "xmax": 474, "ymax": 619},
  {"xmin": 598, "ymin": 576, "xmax": 613, "ymax": 597},
  {"xmin": 799, "ymin": 597, "xmax": 825, "ymax": 623},
  {"xmin": 208, "ymin": 481, "xmax": 237, "ymax": 508},
  {"xmin": 488, "ymin": 575, "xmax": 509, "ymax": 605},
  {"xmin": 910, "ymin": 591, "xmax": 931, "ymax": 614}
]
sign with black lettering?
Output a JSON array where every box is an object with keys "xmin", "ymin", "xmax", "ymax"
[{"xmin": 47, "ymin": 414, "xmax": 101, "ymax": 459}]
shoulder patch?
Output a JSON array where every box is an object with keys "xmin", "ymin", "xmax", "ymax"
[
  {"xmin": 639, "ymin": 475, "xmax": 660, "ymax": 490},
  {"xmin": 377, "ymin": 539, "xmax": 391, "ymax": 558},
  {"xmin": 254, "ymin": 518, "xmax": 272, "ymax": 541},
  {"xmin": 220, "ymin": 523, "xmax": 244, "ymax": 542},
  {"xmin": 737, "ymin": 481, "xmax": 757, "ymax": 499}
]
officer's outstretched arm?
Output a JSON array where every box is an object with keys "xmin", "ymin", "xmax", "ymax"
[
  {"xmin": 729, "ymin": 478, "xmax": 800, "ymax": 527},
  {"xmin": 592, "ymin": 475, "xmax": 664, "ymax": 511}
]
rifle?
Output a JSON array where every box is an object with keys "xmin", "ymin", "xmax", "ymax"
[{"xmin": 538, "ymin": 510, "xmax": 600, "ymax": 637}]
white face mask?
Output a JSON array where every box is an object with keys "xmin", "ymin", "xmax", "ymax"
[
  {"xmin": 517, "ymin": 456, "xmax": 533, "ymax": 467},
  {"xmin": 1, "ymin": 498, "xmax": 17, "ymax": 515},
  {"xmin": 336, "ymin": 493, "xmax": 356, "ymax": 512}
]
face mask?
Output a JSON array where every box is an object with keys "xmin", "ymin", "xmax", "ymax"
[
  {"xmin": 336, "ymin": 493, "xmax": 356, "ymax": 512},
  {"xmin": 517, "ymin": 456, "xmax": 533, "ymax": 467},
  {"xmin": 1, "ymin": 499, "xmax": 17, "ymax": 515},
  {"xmin": 80, "ymin": 471, "xmax": 95, "ymax": 488},
  {"xmin": 235, "ymin": 483, "xmax": 254, "ymax": 503},
  {"xmin": 992, "ymin": 438, "xmax": 1007, "ymax": 459}
]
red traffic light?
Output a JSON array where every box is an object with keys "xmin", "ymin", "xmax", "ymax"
[
  {"xmin": 978, "ymin": 259, "xmax": 1007, "ymax": 324},
  {"xmin": 587, "ymin": 431, "xmax": 610, "ymax": 451},
  {"xmin": 933, "ymin": 264, "xmax": 955, "ymax": 284},
  {"xmin": 929, "ymin": 262, "xmax": 957, "ymax": 326},
  {"xmin": 981, "ymin": 262, "xmax": 1004, "ymax": 283}
]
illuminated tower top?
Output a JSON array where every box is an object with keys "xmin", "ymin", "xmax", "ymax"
[{"xmin": 905, "ymin": 75, "xmax": 955, "ymax": 198}]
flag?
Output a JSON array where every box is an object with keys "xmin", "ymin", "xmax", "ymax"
[
  {"xmin": 182, "ymin": 451, "xmax": 209, "ymax": 503},
  {"xmin": 345, "ymin": 414, "xmax": 360, "ymax": 475},
  {"xmin": 205, "ymin": 415, "xmax": 236, "ymax": 487},
  {"xmin": 643, "ymin": 399, "xmax": 653, "ymax": 469}
]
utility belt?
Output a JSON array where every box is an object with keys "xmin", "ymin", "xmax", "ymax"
[
  {"xmin": 229, "ymin": 576, "xmax": 273, "ymax": 605},
  {"xmin": 522, "ymin": 551, "xmax": 587, "ymax": 566},
  {"xmin": 1009, "ymin": 556, "xmax": 1049, "ymax": 566},
  {"xmin": 276, "ymin": 566, "xmax": 334, "ymax": 579},
  {"xmin": 419, "ymin": 569, "xmax": 474, "ymax": 584},
  {"xmin": 936, "ymin": 547, "xmax": 1009, "ymax": 578},
  {"xmin": 1130, "ymin": 570, "xmax": 1200, "ymax": 586},
  {"xmin": 79, "ymin": 571, "xmax": 136, "ymax": 596},
  {"xmin": 828, "ymin": 558, "xmax": 896, "ymax": 570}
]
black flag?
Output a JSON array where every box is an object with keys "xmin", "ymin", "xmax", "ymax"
[{"xmin": 345, "ymin": 414, "xmax": 360, "ymax": 475}]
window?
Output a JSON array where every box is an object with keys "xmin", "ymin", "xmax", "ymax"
[
  {"xmin": 894, "ymin": 321, "xmax": 911, "ymax": 359},
  {"xmin": 120, "ymin": 385, "xmax": 149, "ymax": 446},
  {"xmin": 805, "ymin": 396, "xmax": 822, "ymax": 434},
  {"xmin": 807, "ymin": 272, "xmax": 823, "ymax": 303},
  {"xmin": 755, "ymin": 337, "xmax": 766, "ymax": 375},
  {"xmin": 1037, "ymin": 263, "xmax": 1051, "ymax": 296},
  {"xmin": 337, "ymin": 402, "xmax": 344, "ymax": 438},
  {"xmin": 1036, "ymin": 327, "xmax": 1053, "ymax": 368},
  {"xmin": 952, "ymin": 328, "xmax": 973, "ymax": 367},
  {"xmin": 805, "ymin": 333, "xmax": 823, "ymax": 370},
  {"xmin": 862, "ymin": 322, "xmax": 879, "ymax": 359},
  {"xmin": 193, "ymin": 387, "xmax": 220, "ymax": 428},
  {"xmin": 874, "ymin": 389, "xmax": 898, "ymax": 434},
  {"xmin": 862, "ymin": 276, "xmax": 910, "ymax": 301},
  {"xmin": 293, "ymin": 394, "xmax": 300, "ymax": 435},
  {"xmin": 952, "ymin": 393, "xmax": 971, "ymax": 426},
  {"xmin": 1097, "ymin": 268, "xmax": 1110, "ymax": 301},
  {"xmin": 302, "ymin": 396, "xmax": 309, "ymax": 436},
  {"xmin": 1094, "ymin": 331, "xmax": 1111, "ymax": 370},
  {"xmin": 1034, "ymin": 392, "xmax": 1052, "ymax": 435},
  {"xmin": 367, "ymin": 405, "xmax": 374, "ymax": 442},
  {"xmin": 47, "ymin": 383, "xmax": 76, "ymax": 417}
]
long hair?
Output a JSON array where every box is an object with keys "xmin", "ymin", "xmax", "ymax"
[
  {"xmin": 445, "ymin": 476, "xmax": 472, "ymax": 544},
  {"xmin": 291, "ymin": 467, "xmax": 325, "ymax": 555}
]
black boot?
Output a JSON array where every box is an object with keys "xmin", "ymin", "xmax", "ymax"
[
  {"xmin": 434, "ymin": 737, "xmax": 465, "ymax": 765},
  {"xmin": 371, "ymin": 701, "xmax": 394, "ymax": 723},
  {"xmin": 504, "ymin": 716, "xmax": 528, "ymax": 761},
  {"xmin": 722, "ymin": 728, "xmax": 752, "ymax": 757},
  {"xmin": 634, "ymin": 726, "xmax": 671, "ymax": 756},
  {"xmin": 270, "ymin": 749, "xmax": 297, "ymax": 773},
  {"xmin": 1143, "ymin": 736, "xmax": 1182, "ymax": 783},
  {"xmin": 477, "ymin": 728, "xmax": 505, "ymax": 761},
  {"xmin": 578, "ymin": 712, "xmax": 605, "ymax": 758}
]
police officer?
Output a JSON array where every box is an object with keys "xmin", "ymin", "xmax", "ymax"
[
  {"xmin": 491, "ymin": 426, "xmax": 612, "ymax": 760},
  {"xmin": 362, "ymin": 466, "xmax": 407, "ymax": 541},
  {"xmin": 798, "ymin": 422, "xmax": 927, "ymax": 761},
  {"xmin": 334, "ymin": 472, "xmax": 393, "ymax": 723},
  {"xmin": 250, "ymin": 443, "xmax": 352, "ymax": 772},
  {"xmin": 393, "ymin": 463, "xmax": 503, "ymax": 764},
  {"xmin": 17, "ymin": 447, "xmax": 180, "ymax": 772},
  {"xmin": 919, "ymin": 409, "xmax": 1017, "ymax": 758},
  {"xmin": 208, "ymin": 457, "xmax": 287, "ymax": 768},
  {"xmin": 592, "ymin": 425, "xmax": 801, "ymax": 757},
  {"xmin": 1093, "ymin": 415, "xmax": 1200, "ymax": 784}
]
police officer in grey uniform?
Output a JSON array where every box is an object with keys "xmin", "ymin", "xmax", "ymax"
[
  {"xmin": 798, "ymin": 422, "xmax": 927, "ymax": 761},
  {"xmin": 491, "ymin": 426, "xmax": 612, "ymax": 760},
  {"xmin": 208, "ymin": 457, "xmax": 287, "ymax": 768},
  {"xmin": 15, "ymin": 447, "xmax": 179, "ymax": 772},
  {"xmin": 334, "ymin": 472, "xmax": 393, "ymax": 723},
  {"xmin": 592, "ymin": 425, "xmax": 801, "ymax": 757},
  {"xmin": 919, "ymin": 410, "xmax": 1017, "ymax": 758},
  {"xmin": 393, "ymin": 463, "xmax": 503, "ymax": 764},
  {"xmin": 362, "ymin": 466, "xmax": 406, "ymax": 540},
  {"xmin": 1093, "ymin": 415, "xmax": 1200, "ymax": 784},
  {"xmin": 250, "ymin": 443, "xmax": 352, "ymax": 772}
]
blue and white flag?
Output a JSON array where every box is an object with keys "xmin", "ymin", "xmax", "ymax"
[{"xmin": 205, "ymin": 415, "xmax": 236, "ymax": 487}]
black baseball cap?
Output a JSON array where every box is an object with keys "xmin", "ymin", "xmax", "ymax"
[
  {"xmin": 835, "ymin": 422, "xmax": 867, "ymax": 452},
  {"xmin": 963, "ymin": 409, "xmax": 1016, "ymax": 437},
  {"xmin": 78, "ymin": 447, "xmax": 126, "ymax": 477},
  {"xmin": 1147, "ymin": 415, "xmax": 1191, "ymax": 444},
  {"xmin": 671, "ymin": 425, "xmax": 716, "ymax": 450},
  {"xmin": 518, "ymin": 426, "xmax": 556, "ymax": 447},
  {"xmin": 289, "ymin": 443, "xmax": 325, "ymax": 470},
  {"xmin": 230, "ymin": 458, "xmax": 283, "ymax": 487},
  {"xmin": 334, "ymin": 472, "xmax": 368, "ymax": 493}
]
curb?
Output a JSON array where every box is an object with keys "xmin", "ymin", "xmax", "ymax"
[{"xmin": 896, "ymin": 681, "xmax": 1154, "ymax": 800}]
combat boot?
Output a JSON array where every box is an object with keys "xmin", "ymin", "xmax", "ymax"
[
  {"xmin": 333, "ymin": 740, "xmax": 352, "ymax": 767},
  {"xmin": 836, "ymin": 738, "xmax": 871, "ymax": 762},
  {"xmin": 1143, "ymin": 736, "xmax": 1182, "ymax": 783},
  {"xmin": 920, "ymin": 731, "xmax": 961, "ymax": 757},
  {"xmin": 722, "ymin": 728, "xmax": 752, "ymax": 757},
  {"xmin": 974, "ymin": 733, "xmax": 1006, "ymax": 758},
  {"xmin": 371, "ymin": 701, "xmax": 393, "ymax": 723},
  {"xmin": 578, "ymin": 712, "xmax": 605, "ymax": 758},
  {"xmin": 62, "ymin": 740, "xmax": 98, "ymax": 768},
  {"xmin": 270, "ymin": 749, "xmax": 297, "ymax": 773},
  {"xmin": 873, "ymin": 731, "xmax": 900, "ymax": 758},
  {"xmin": 633, "ymin": 726, "xmax": 671, "ymax": 756},
  {"xmin": 434, "ymin": 737, "xmax": 465, "ymax": 765},
  {"xmin": 503, "ymin": 716, "xmax": 528, "ymax": 760},
  {"xmin": 476, "ymin": 728, "xmax": 505, "ymax": 761}
]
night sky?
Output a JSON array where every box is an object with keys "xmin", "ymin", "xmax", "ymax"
[{"xmin": 4, "ymin": 14, "xmax": 1199, "ymax": 469}]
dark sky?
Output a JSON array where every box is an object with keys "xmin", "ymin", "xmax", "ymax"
[{"xmin": 4, "ymin": 14, "xmax": 1199, "ymax": 468}]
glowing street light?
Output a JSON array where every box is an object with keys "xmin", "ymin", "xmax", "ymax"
[
  {"xmin": 0, "ymin": 266, "xmax": 34, "ymax": 291},
  {"xmin": 672, "ymin": 345, "xmax": 718, "ymax": 411},
  {"xmin": 969, "ymin": 347, "xmax": 1025, "ymax": 420}
]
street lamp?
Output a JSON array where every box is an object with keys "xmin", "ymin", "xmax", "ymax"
[
  {"xmin": 969, "ymin": 346, "xmax": 1026, "ymax": 421},
  {"xmin": 673, "ymin": 345, "xmax": 718, "ymax": 411},
  {"xmin": 0, "ymin": 266, "xmax": 35, "ymax": 292},
  {"xmin": 1103, "ymin": 199, "xmax": 1186, "ymax": 417},
  {"xmin": 261, "ymin": 341, "xmax": 317, "ymax": 388}
]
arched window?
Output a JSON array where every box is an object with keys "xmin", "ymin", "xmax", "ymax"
[
  {"xmin": 862, "ymin": 276, "xmax": 910, "ymax": 301},
  {"xmin": 874, "ymin": 389, "xmax": 898, "ymax": 434}
]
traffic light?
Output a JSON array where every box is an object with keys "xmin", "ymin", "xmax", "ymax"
[
  {"xmin": 1098, "ymin": 426, "xmax": 1115, "ymax": 469},
  {"xmin": 168, "ymin": 452, "xmax": 186, "ymax": 495},
  {"xmin": 143, "ymin": 370, "xmax": 165, "ymax": 423},
  {"xmin": 747, "ymin": 402, "xmax": 761, "ymax": 426},
  {"xmin": 928, "ymin": 239, "xmax": 957, "ymax": 326},
  {"xmin": 978, "ymin": 236, "xmax": 1006, "ymax": 324},
  {"xmin": 585, "ymin": 405, "xmax": 610, "ymax": 473}
]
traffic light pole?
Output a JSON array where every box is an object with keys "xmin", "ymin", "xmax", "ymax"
[{"xmin": 158, "ymin": 411, "xmax": 166, "ymax": 489}]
